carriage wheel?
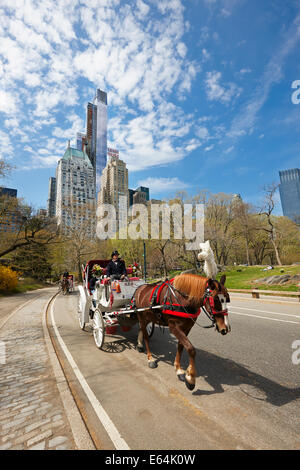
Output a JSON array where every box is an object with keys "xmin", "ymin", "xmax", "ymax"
[
  {"xmin": 78, "ymin": 298, "xmax": 85, "ymax": 331},
  {"xmin": 93, "ymin": 308, "xmax": 105, "ymax": 349},
  {"xmin": 146, "ymin": 322, "xmax": 155, "ymax": 338}
]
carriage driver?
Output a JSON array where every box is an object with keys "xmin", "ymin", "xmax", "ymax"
[{"xmin": 106, "ymin": 251, "xmax": 127, "ymax": 281}]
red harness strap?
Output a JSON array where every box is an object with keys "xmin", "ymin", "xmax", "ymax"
[
  {"xmin": 162, "ymin": 302, "xmax": 201, "ymax": 318},
  {"xmin": 149, "ymin": 279, "xmax": 174, "ymax": 304},
  {"xmin": 149, "ymin": 279, "xmax": 200, "ymax": 319}
]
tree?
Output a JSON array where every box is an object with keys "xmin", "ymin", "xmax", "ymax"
[
  {"xmin": 0, "ymin": 200, "xmax": 59, "ymax": 258},
  {"xmin": 0, "ymin": 159, "xmax": 12, "ymax": 178},
  {"xmin": 12, "ymin": 243, "xmax": 52, "ymax": 281},
  {"xmin": 259, "ymin": 184, "xmax": 283, "ymax": 266}
]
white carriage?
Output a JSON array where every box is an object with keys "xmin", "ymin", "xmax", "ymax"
[{"xmin": 77, "ymin": 259, "xmax": 155, "ymax": 349}]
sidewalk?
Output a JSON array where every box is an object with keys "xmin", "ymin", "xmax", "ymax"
[{"xmin": 0, "ymin": 289, "xmax": 83, "ymax": 450}]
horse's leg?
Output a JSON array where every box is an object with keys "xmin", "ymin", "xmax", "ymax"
[
  {"xmin": 169, "ymin": 320, "xmax": 196, "ymax": 391},
  {"xmin": 174, "ymin": 342, "xmax": 185, "ymax": 381},
  {"xmin": 138, "ymin": 315, "xmax": 158, "ymax": 369},
  {"xmin": 137, "ymin": 328, "xmax": 144, "ymax": 353}
]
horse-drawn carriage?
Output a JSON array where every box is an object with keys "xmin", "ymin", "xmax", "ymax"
[
  {"xmin": 77, "ymin": 245, "xmax": 231, "ymax": 391},
  {"xmin": 60, "ymin": 274, "xmax": 74, "ymax": 294},
  {"xmin": 77, "ymin": 260, "xmax": 155, "ymax": 349}
]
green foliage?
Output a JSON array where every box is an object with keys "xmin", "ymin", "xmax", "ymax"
[{"xmin": 11, "ymin": 243, "xmax": 52, "ymax": 281}]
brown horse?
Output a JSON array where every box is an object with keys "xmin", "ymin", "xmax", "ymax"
[
  {"xmin": 134, "ymin": 273, "xmax": 231, "ymax": 391},
  {"xmin": 61, "ymin": 277, "xmax": 70, "ymax": 295}
]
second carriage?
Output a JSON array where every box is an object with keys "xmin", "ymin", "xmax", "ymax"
[{"xmin": 78, "ymin": 259, "xmax": 155, "ymax": 349}]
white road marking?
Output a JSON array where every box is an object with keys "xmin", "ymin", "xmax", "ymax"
[
  {"xmin": 229, "ymin": 310, "xmax": 300, "ymax": 325},
  {"xmin": 230, "ymin": 305, "xmax": 300, "ymax": 319},
  {"xmin": 50, "ymin": 296, "xmax": 130, "ymax": 450}
]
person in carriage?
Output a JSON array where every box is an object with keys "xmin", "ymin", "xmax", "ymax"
[{"xmin": 106, "ymin": 251, "xmax": 127, "ymax": 281}]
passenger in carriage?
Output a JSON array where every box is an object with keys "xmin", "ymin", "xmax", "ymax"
[{"xmin": 106, "ymin": 251, "xmax": 127, "ymax": 281}]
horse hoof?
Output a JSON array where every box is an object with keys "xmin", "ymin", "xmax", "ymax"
[
  {"xmin": 185, "ymin": 379, "xmax": 195, "ymax": 391},
  {"xmin": 177, "ymin": 374, "xmax": 185, "ymax": 382},
  {"xmin": 148, "ymin": 360, "xmax": 158, "ymax": 369},
  {"xmin": 136, "ymin": 346, "xmax": 144, "ymax": 353}
]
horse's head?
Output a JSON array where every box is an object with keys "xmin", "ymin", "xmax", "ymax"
[{"xmin": 204, "ymin": 275, "xmax": 231, "ymax": 335}]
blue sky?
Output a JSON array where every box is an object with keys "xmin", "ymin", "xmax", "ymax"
[{"xmin": 1, "ymin": 0, "xmax": 300, "ymax": 213}]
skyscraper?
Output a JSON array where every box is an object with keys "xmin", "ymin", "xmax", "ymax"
[
  {"xmin": 47, "ymin": 177, "xmax": 56, "ymax": 218},
  {"xmin": 279, "ymin": 168, "xmax": 300, "ymax": 224},
  {"xmin": 99, "ymin": 151, "xmax": 128, "ymax": 233},
  {"xmin": 86, "ymin": 102, "xmax": 97, "ymax": 170},
  {"xmin": 85, "ymin": 89, "xmax": 108, "ymax": 199},
  {"xmin": 94, "ymin": 89, "xmax": 107, "ymax": 198},
  {"xmin": 55, "ymin": 143, "xmax": 96, "ymax": 236}
]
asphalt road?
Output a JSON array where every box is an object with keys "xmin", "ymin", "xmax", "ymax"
[{"xmin": 49, "ymin": 291, "xmax": 300, "ymax": 450}]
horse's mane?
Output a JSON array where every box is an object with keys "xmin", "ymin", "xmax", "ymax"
[{"xmin": 173, "ymin": 273, "xmax": 208, "ymax": 306}]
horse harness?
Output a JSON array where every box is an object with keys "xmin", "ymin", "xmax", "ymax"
[{"xmin": 131, "ymin": 279, "xmax": 228, "ymax": 328}]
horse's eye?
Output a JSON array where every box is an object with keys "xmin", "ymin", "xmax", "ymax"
[{"xmin": 221, "ymin": 299, "xmax": 224, "ymax": 303}]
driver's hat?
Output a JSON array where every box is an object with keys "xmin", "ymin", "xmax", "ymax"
[{"xmin": 111, "ymin": 250, "xmax": 120, "ymax": 258}]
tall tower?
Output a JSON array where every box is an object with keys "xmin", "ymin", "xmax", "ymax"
[
  {"xmin": 94, "ymin": 89, "xmax": 107, "ymax": 198},
  {"xmin": 55, "ymin": 145, "xmax": 96, "ymax": 236},
  {"xmin": 85, "ymin": 89, "xmax": 108, "ymax": 199},
  {"xmin": 99, "ymin": 151, "xmax": 128, "ymax": 233},
  {"xmin": 279, "ymin": 168, "xmax": 300, "ymax": 224},
  {"xmin": 86, "ymin": 102, "xmax": 97, "ymax": 170}
]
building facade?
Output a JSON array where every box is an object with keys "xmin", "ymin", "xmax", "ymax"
[
  {"xmin": 0, "ymin": 187, "xmax": 24, "ymax": 233},
  {"xmin": 128, "ymin": 186, "xmax": 150, "ymax": 206},
  {"xmin": 279, "ymin": 168, "xmax": 300, "ymax": 224},
  {"xmin": 0, "ymin": 187, "xmax": 17, "ymax": 198},
  {"xmin": 47, "ymin": 177, "xmax": 56, "ymax": 218},
  {"xmin": 55, "ymin": 144, "xmax": 96, "ymax": 236},
  {"xmin": 98, "ymin": 152, "xmax": 128, "ymax": 234}
]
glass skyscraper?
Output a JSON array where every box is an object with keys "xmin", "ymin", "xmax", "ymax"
[
  {"xmin": 93, "ymin": 89, "xmax": 107, "ymax": 199},
  {"xmin": 85, "ymin": 89, "xmax": 108, "ymax": 199},
  {"xmin": 279, "ymin": 168, "xmax": 300, "ymax": 224}
]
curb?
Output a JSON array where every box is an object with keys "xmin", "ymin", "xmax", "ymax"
[{"xmin": 42, "ymin": 293, "xmax": 95, "ymax": 450}]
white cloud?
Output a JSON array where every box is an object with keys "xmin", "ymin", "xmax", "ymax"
[
  {"xmin": 137, "ymin": 176, "xmax": 189, "ymax": 193},
  {"xmin": 224, "ymin": 145, "xmax": 234, "ymax": 154},
  {"xmin": 0, "ymin": 0, "xmax": 200, "ymax": 172},
  {"xmin": 0, "ymin": 90, "xmax": 18, "ymax": 115},
  {"xmin": 205, "ymin": 71, "xmax": 242, "ymax": 104}
]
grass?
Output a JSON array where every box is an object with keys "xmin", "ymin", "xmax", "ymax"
[
  {"xmin": 216, "ymin": 265, "xmax": 300, "ymax": 291},
  {"xmin": 0, "ymin": 277, "xmax": 51, "ymax": 297},
  {"xmin": 165, "ymin": 265, "xmax": 300, "ymax": 292}
]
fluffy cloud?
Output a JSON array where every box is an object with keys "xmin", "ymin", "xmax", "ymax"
[
  {"xmin": 137, "ymin": 176, "xmax": 189, "ymax": 193},
  {"xmin": 205, "ymin": 71, "xmax": 242, "ymax": 104},
  {"xmin": 0, "ymin": 0, "xmax": 200, "ymax": 171}
]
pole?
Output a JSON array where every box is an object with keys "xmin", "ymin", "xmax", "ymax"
[{"xmin": 143, "ymin": 241, "xmax": 147, "ymax": 282}]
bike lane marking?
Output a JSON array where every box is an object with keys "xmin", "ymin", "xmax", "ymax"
[{"xmin": 50, "ymin": 296, "xmax": 130, "ymax": 451}]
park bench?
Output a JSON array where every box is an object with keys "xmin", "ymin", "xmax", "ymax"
[{"xmin": 251, "ymin": 289, "xmax": 300, "ymax": 301}]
